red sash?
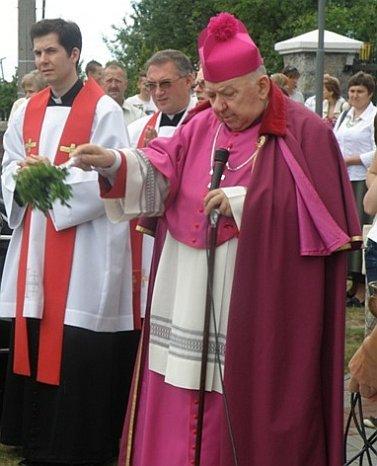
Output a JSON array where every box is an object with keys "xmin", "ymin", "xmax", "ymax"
[
  {"xmin": 14, "ymin": 78, "xmax": 104, "ymax": 385},
  {"xmin": 129, "ymin": 112, "xmax": 160, "ymax": 329}
]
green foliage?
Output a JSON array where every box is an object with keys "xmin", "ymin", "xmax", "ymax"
[
  {"xmin": 105, "ymin": 0, "xmax": 377, "ymax": 91},
  {"xmin": 107, "ymin": 0, "xmax": 221, "ymax": 93},
  {"xmin": 15, "ymin": 163, "xmax": 73, "ymax": 215},
  {"xmin": 0, "ymin": 77, "xmax": 18, "ymax": 120}
]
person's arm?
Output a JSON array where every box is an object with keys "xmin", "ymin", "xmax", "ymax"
[
  {"xmin": 364, "ymin": 179, "xmax": 377, "ymax": 217},
  {"xmin": 72, "ymin": 144, "xmax": 169, "ymax": 224},
  {"xmin": 1, "ymin": 104, "xmax": 28, "ymax": 229},
  {"xmin": 358, "ymin": 120, "xmax": 377, "ymax": 169},
  {"xmin": 349, "ymin": 325, "xmax": 377, "ymax": 399},
  {"xmin": 343, "ymin": 154, "xmax": 362, "ymax": 166},
  {"xmin": 366, "ymin": 152, "xmax": 377, "ymax": 188},
  {"xmin": 73, "ymin": 120, "xmax": 199, "ymax": 224},
  {"xmin": 364, "ymin": 152, "xmax": 377, "ymax": 215}
]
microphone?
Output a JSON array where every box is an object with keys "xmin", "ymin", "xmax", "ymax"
[
  {"xmin": 209, "ymin": 148, "xmax": 230, "ymax": 226},
  {"xmin": 210, "ymin": 148, "xmax": 230, "ymax": 191}
]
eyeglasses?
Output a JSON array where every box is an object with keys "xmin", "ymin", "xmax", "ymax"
[{"xmin": 145, "ymin": 76, "xmax": 185, "ymax": 91}]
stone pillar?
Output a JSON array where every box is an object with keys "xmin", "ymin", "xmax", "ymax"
[
  {"xmin": 18, "ymin": 0, "xmax": 36, "ymax": 94},
  {"xmin": 275, "ymin": 30, "xmax": 363, "ymax": 102},
  {"xmin": 281, "ymin": 52, "xmax": 356, "ymax": 100}
]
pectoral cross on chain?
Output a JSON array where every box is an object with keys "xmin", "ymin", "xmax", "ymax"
[
  {"xmin": 24, "ymin": 138, "xmax": 37, "ymax": 155},
  {"xmin": 59, "ymin": 143, "xmax": 76, "ymax": 155}
]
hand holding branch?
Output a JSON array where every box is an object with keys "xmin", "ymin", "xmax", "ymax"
[{"xmin": 19, "ymin": 154, "xmax": 50, "ymax": 170}]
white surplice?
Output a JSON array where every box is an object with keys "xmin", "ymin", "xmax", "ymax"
[
  {"xmin": 0, "ymin": 95, "xmax": 135, "ymax": 332},
  {"xmin": 126, "ymin": 98, "xmax": 197, "ymax": 318},
  {"xmin": 103, "ymin": 147, "xmax": 246, "ymax": 393}
]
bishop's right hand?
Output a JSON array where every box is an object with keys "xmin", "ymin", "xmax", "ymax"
[{"xmin": 70, "ymin": 144, "xmax": 116, "ymax": 171}]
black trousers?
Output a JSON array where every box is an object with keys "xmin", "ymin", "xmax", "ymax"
[{"xmin": 1, "ymin": 319, "xmax": 140, "ymax": 464}]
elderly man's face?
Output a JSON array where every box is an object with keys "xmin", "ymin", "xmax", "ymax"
[
  {"xmin": 205, "ymin": 73, "xmax": 270, "ymax": 132},
  {"xmin": 103, "ymin": 67, "xmax": 127, "ymax": 106},
  {"xmin": 146, "ymin": 61, "xmax": 193, "ymax": 114}
]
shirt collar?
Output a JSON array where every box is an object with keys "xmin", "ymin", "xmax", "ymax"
[
  {"xmin": 259, "ymin": 80, "xmax": 287, "ymax": 136},
  {"xmin": 48, "ymin": 80, "xmax": 83, "ymax": 107},
  {"xmin": 160, "ymin": 110, "xmax": 186, "ymax": 127},
  {"xmin": 349, "ymin": 101, "xmax": 375, "ymax": 121}
]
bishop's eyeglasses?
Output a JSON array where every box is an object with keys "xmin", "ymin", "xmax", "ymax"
[{"xmin": 145, "ymin": 76, "xmax": 186, "ymax": 92}]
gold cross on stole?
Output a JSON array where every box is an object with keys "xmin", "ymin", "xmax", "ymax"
[
  {"xmin": 59, "ymin": 143, "xmax": 77, "ymax": 154},
  {"xmin": 24, "ymin": 138, "xmax": 37, "ymax": 154}
]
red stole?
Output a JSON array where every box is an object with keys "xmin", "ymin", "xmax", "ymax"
[
  {"xmin": 15, "ymin": 79, "xmax": 104, "ymax": 385},
  {"xmin": 129, "ymin": 112, "xmax": 160, "ymax": 328}
]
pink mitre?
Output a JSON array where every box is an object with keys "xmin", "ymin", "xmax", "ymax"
[{"xmin": 198, "ymin": 12, "xmax": 263, "ymax": 83}]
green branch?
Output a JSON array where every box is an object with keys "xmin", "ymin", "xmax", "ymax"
[{"xmin": 14, "ymin": 163, "xmax": 73, "ymax": 215}]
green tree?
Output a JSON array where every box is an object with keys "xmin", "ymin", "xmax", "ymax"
[
  {"xmin": 107, "ymin": 0, "xmax": 377, "ymax": 92},
  {"xmin": 107, "ymin": 0, "xmax": 221, "ymax": 93},
  {"xmin": 0, "ymin": 77, "xmax": 18, "ymax": 120}
]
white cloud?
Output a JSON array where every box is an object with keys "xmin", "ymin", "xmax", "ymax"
[{"xmin": 0, "ymin": 0, "xmax": 133, "ymax": 80}]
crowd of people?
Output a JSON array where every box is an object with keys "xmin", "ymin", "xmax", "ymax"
[{"xmin": 0, "ymin": 10, "xmax": 376, "ymax": 466}]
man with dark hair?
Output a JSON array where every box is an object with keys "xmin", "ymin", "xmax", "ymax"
[
  {"xmin": 127, "ymin": 49, "xmax": 196, "ymax": 147},
  {"xmin": 126, "ymin": 70, "xmax": 157, "ymax": 115},
  {"xmin": 30, "ymin": 18, "xmax": 82, "ymax": 67},
  {"xmin": 120, "ymin": 50, "xmax": 196, "ymax": 329},
  {"xmin": 0, "ymin": 18, "xmax": 139, "ymax": 465},
  {"xmin": 85, "ymin": 59, "xmax": 104, "ymax": 85},
  {"xmin": 282, "ymin": 64, "xmax": 304, "ymax": 103}
]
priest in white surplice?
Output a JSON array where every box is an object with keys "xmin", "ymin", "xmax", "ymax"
[
  {"xmin": 0, "ymin": 18, "xmax": 139, "ymax": 466},
  {"xmin": 126, "ymin": 50, "xmax": 197, "ymax": 322}
]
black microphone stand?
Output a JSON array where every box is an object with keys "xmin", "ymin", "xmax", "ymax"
[{"xmin": 194, "ymin": 149, "xmax": 229, "ymax": 465}]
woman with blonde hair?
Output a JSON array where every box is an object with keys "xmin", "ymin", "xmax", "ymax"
[
  {"xmin": 9, "ymin": 70, "xmax": 47, "ymax": 120},
  {"xmin": 270, "ymin": 72, "xmax": 289, "ymax": 95}
]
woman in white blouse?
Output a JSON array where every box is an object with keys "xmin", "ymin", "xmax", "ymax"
[{"xmin": 334, "ymin": 71, "xmax": 377, "ymax": 306}]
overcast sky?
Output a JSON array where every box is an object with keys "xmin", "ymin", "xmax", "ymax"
[{"xmin": 0, "ymin": 0, "xmax": 133, "ymax": 80}]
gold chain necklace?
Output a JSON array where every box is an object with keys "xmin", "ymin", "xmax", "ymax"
[{"xmin": 209, "ymin": 123, "xmax": 267, "ymax": 175}]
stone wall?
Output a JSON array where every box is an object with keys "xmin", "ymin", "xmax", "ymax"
[{"xmin": 282, "ymin": 52, "xmax": 355, "ymax": 100}]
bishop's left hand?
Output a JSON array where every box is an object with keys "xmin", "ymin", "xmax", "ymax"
[{"xmin": 204, "ymin": 189, "xmax": 232, "ymax": 217}]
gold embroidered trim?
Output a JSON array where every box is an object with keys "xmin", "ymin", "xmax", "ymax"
[
  {"xmin": 350, "ymin": 235, "xmax": 364, "ymax": 242},
  {"xmin": 59, "ymin": 143, "xmax": 77, "ymax": 154},
  {"xmin": 337, "ymin": 243, "xmax": 352, "ymax": 251},
  {"xmin": 24, "ymin": 138, "xmax": 37, "ymax": 154},
  {"xmin": 135, "ymin": 225, "xmax": 155, "ymax": 237},
  {"xmin": 336, "ymin": 236, "xmax": 363, "ymax": 251},
  {"xmin": 251, "ymin": 135, "xmax": 268, "ymax": 174}
]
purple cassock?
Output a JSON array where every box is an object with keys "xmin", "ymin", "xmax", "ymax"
[{"xmin": 110, "ymin": 83, "xmax": 362, "ymax": 466}]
